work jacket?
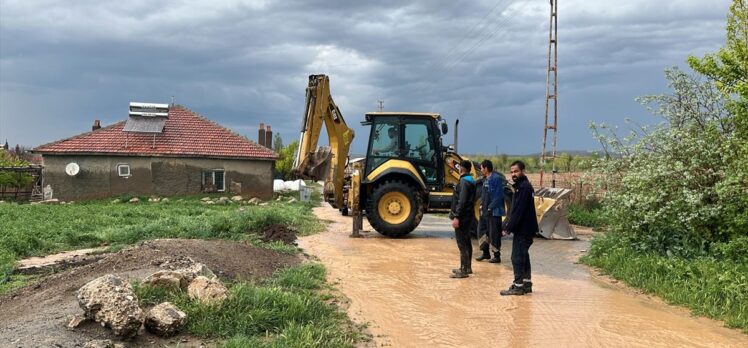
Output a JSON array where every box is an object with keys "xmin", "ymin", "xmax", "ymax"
[
  {"xmin": 449, "ymin": 173, "xmax": 477, "ymax": 223},
  {"xmin": 480, "ymin": 172, "xmax": 505, "ymax": 217},
  {"xmin": 504, "ymin": 175, "xmax": 538, "ymax": 236}
]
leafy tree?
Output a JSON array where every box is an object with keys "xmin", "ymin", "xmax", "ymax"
[
  {"xmin": 274, "ymin": 140, "xmax": 298, "ymax": 180},
  {"xmin": 688, "ymin": 0, "xmax": 748, "ymax": 238},
  {"xmin": 273, "ymin": 133, "xmax": 284, "ymax": 152},
  {"xmin": 688, "ymin": 0, "xmax": 747, "ymax": 125},
  {"xmin": 0, "ymin": 149, "xmax": 34, "ymax": 188}
]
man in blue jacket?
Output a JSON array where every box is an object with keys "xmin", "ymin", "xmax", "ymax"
[
  {"xmin": 501, "ymin": 160, "xmax": 538, "ymax": 296},
  {"xmin": 476, "ymin": 160, "xmax": 505, "ymax": 263},
  {"xmin": 449, "ymin": 160, "xmax": 477, "ymax": 279}
]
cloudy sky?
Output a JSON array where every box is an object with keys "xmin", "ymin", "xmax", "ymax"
[{"xmin": 0, "ymin": 0, "xmax": 733, "ymax": 154}]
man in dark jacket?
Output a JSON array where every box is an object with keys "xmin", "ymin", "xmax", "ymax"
[
  {"xmin": 476, "ymin": 160, "xmax": 505, "ymax": 263},
  {"xmin": 449, "ymin": 160, "xmax": 477, "ymax": 278},
  {"xmin": 500, "ymin": 160, "xmax": 538, "ymax": 295}
]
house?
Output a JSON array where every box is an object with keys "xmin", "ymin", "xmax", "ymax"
[{"xmin": 33, "ymin": 104, "xmax": 277, "ymax": 201}]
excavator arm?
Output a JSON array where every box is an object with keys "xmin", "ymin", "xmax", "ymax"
[{"xmin": 292, "ymin": 74, "xmax": 355, "ymax": 208}]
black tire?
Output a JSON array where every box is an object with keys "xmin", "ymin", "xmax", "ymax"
[
  {"xmin": 341, "ymin": 207, "xmax": 349, "ymax": 216},
  {"xmin": 366, "ymin": 180, "xmax": 424, "ymax": 237}
]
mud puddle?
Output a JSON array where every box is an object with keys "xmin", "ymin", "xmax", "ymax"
[{"xmin": 299, "ymin": 205, "xmax": 748, "ymax": 348}]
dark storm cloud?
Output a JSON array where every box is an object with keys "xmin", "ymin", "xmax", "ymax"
[{"xmin": 0, "ymin": 0, "xmax": 733, "ymax": 154}]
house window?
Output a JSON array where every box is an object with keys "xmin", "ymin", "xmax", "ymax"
[
  {"xmin": 117, "ymin": 164, "xmax": 131, "ymax": 177},
  {"xmin": 202, "ymin": 170, "xmax": 225, "ymax": 192}
]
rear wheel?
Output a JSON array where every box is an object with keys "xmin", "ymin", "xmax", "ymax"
[{"xmin": 366, "ymin": 180, "xmax": 424, "ymax": 237}]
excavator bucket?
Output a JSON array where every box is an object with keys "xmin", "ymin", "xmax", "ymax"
[
  {"xmin": 295, "ymin": 147, "xmax": 332, "ymax": 181},
  {"xmin": 534, "ymin": 187, "xmax": 576, "ymax": 240}
]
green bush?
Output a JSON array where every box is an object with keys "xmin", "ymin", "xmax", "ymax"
[
  {"xmin": 274, "ymin": 140, "xmax": 298, "ymax": 180},
  {"xmin": 0, "ymin": 150, "xmax": 34, "ymax": 189},
  {"xmin": 589, "ymin": 67, "xmax": 744, "ymax": 257},
  {"xmin": 567, "ymin": 203, "xmax": 605, "ymax": 229}
]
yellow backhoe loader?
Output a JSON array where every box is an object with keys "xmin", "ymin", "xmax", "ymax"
[{"xmin": 293, "ymin": 74, "xmax": 575, "ymax": 239}]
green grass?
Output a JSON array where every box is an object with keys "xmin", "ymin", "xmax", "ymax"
[
  {"xmin": 0, "ymin": 274, "xmax": 39, "ymax": 294},
  {"xmin": 581, "ymin": 233, "xmax": 748, "ymax": 333},
  {"xmin": 0, "ymin": 193, "xmax": 325, "ymax": 290},
  {"xmin": 133, "ymin": 263, "xmax": 366, "ymax": 347},
  {"xmin": 567, "ymin": 203, "xmax": 606, "ymax": 229}
]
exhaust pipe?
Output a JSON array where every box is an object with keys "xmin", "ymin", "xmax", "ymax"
[{"xmin": 453, "ymin": 118, "xmax": 459, "ymax": 153}]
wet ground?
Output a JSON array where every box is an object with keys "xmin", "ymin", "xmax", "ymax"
[{"xmin": 300, "ymin": 205, "xmax": 748, "ymax": 348}]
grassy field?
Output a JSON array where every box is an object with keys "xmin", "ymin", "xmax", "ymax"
[
  {"xmin": 0, "ymin": 190, "xmax": 370, "ymax": 346},
  {"xmin": 582, "ymin": 234, "xmax": 748, "ymax": 333},
  {"xmin": 134, "ymin": 263, "xmax": 367, "ymax": 347},
  {"xmin": 0, "ymin": 192, "xmax": 324, "ymax": 286}
]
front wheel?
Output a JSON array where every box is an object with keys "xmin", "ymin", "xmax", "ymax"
[{"xmin": 366, "ymin": 180, "xmax": 424, "ymax": 237}]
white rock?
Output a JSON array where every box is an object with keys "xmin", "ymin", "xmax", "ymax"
[
  {"xmin": 187, "ymin": 276, "xmax": 228, "ymax": 304},
  {"xmin": 144, "ymin": 302, "xmax": 187, "ymax": 337},
  {"xmin": 76, "ymin": 274, "xmax": 144, "ymax": 338},
  {"xmin": 143, "ymin": 270, "xmax": 188, "ymax": 291}
]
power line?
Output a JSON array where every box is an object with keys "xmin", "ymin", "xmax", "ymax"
[
  {"xmin": 423, "ymin": 0, "xmax": 532, "ymax": 100},
  {"xmin": 433, "ymin": 0, "xmax": 510, "ymax": 70}
]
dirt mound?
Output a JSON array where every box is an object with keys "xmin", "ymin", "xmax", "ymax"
[
  {"xmin": 262, "ymin": 224, "xmax": 298, "ymax": 244},
  {"xmin": 0, "ymin": 239, "xmax": 300, "ymax": 347}
]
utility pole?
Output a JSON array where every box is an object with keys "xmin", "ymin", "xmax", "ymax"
[
  {"xmin": 540, "ymin": 0, "xmax": 558, "ymax": 188},
  {"xmin": 377, "ymin": 100, "xmax": 384, "ymax": 111}
]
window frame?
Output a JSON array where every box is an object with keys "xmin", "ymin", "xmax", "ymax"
[
  {"xmin": 202, "ymin": 169, "xmax": 226, "ymax": 192},
  {"xmin": 117, "ymin": 164, "xmax": 131, "ymax": 177}
]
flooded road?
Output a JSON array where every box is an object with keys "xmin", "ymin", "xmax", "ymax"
[{"xmin": 299, "ymin": 205, "xmax": 748, "ymax": 348}]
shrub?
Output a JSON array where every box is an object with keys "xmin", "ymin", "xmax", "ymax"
[
  {"xmin": 589, "ymin": 67, "xmax": 745, "ymax": 257},
  {"xmin": 567, "ymin": 203, "xmax": 605, "ymax": 229}
]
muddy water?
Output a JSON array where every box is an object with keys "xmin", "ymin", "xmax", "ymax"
[{"xmin": 299, "ymin": 205, "xmax": 748, "ymax": 348}]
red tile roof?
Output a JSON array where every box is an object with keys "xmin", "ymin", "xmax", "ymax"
[{"xmin": 33, "ymin": 106, "xmax": 277, "ymax": 160}]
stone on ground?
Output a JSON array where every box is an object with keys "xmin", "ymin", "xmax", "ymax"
[
  {"xmin": 144, "ymin": 302, "xmax": 187, "ymax": 337},
  {"xmin": 76, "ymin": 274, "xmax": 144, "ymax": 338},
  {"xmin": 143, "ymin": 270, "xmax": 189, "ymax": 291},
  {"xmin": 187, "ymin": 276, "xmax": 228, "ymax": 304}
]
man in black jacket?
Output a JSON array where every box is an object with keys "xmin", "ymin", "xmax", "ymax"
[
  {"xmin": 500, "ymin": 160, "xmax": 538, "ymax": 295},
  {"xmin": 449, "ymin": 160, "xmax": 477, "ymax": 279}
]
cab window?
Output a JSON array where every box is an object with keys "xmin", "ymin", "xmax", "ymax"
[{"xmin": 404, "ymin": 123, "xmax": 434, "ymax": 162}]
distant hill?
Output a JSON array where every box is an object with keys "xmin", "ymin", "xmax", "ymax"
[
  {"xmin": 468, "ymin": 150, "xmax": 599, "ymax": 157},
  {"xmin": 519, "ymin": 150, "xmax": 598, "ymax": 157}
]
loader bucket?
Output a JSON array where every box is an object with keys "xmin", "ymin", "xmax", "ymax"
[{"xmin": 534, "ymin": 187, "xmax": 576, "ymax": 240}]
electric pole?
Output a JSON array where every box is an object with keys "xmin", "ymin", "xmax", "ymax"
[{"xmin": 540, "ymin": 0, "xmax": 558, "ymax": 188}]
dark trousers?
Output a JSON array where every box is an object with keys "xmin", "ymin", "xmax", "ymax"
[
  {"xmin": 478, "ymin": 215, "xmax": 502, "ymax": 257},
  {"xmin": 455, "ymin": 222, "xmax": 474, "ymax": 272},
  {"xmin": 511, "ymin": 233, "xmax": 533, "ymax": 285}
]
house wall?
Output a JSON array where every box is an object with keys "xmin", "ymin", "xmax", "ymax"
[{"xmin": 42, "ymin": 155, "xmax": 274, "ymax": 201}]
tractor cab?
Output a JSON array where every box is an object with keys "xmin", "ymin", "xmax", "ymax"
[{"xmin": 362, "ymin": 112, "xmax": 448, "ymax": 192}]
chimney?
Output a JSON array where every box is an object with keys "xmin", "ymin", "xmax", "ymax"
[
  {"xmin": 92, "ymin": 119, "xmax": 101, "ymax": 131},
  {"xmin": 265, "ymin": 125, "xmax": 273, "ymax": 149},
  {"xmin": 258, "ymin": 123, "xmax": 266, "ymax": 147}
]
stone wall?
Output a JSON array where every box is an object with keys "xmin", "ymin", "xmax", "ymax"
[{"xmin": 42, "ymin": 155, "xmax": 274, "ymax": 201}]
